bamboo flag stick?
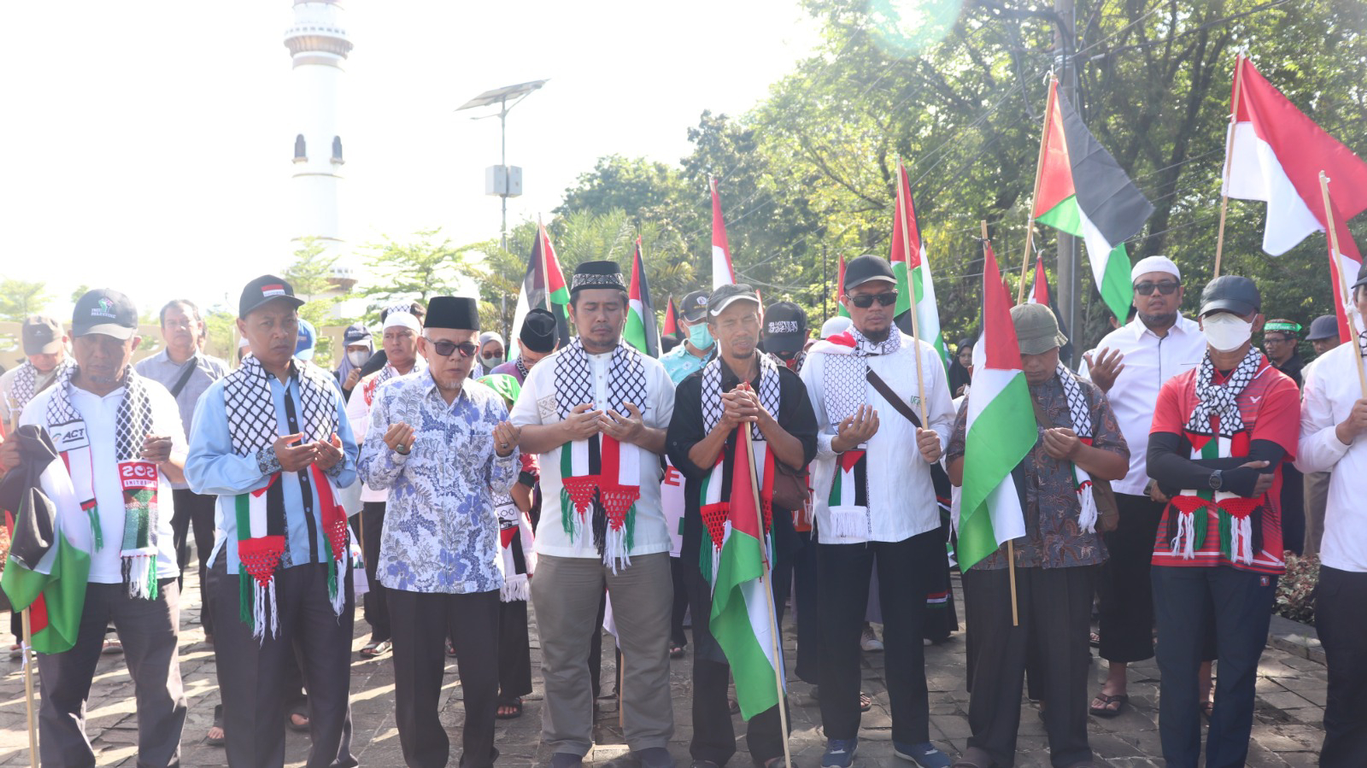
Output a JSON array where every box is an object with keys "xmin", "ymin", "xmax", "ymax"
[
  {"xmin": 1214, "ymin": 54, "xmax": 1246, "ymax": 279},
  {"xmin": 895, "ymin": 162, "xmax": 930, "ymax": 425},
  {"xmin": 983, "ymin": 220, "xmax": 1020, "ymax": 628},
  {"xmin": 742, "ymin": 424, "xmax": 793, "ymax": 768},
  {"xmin": 1319, "ymin": 171, "xmax": 1367, "ymax": 398},
  {"xmin": 22, "ymin": 608, "xmax": 38, "ymax": 768},
  {"xmin": 1018, "ymin": 76, "xmax": 1058, "ymax": 305}
]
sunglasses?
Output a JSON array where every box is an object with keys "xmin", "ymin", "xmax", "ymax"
[
  {"xmin": 1134, "ymin": 281, "xmax": 1180, "ymax": 296},
  {"xmin": 423, "ymin": 337, "xmax": 478, "ymax": 358},
  {"xmin": 849, "ymin": 291, "xmax": 898, "ymax": 309}
]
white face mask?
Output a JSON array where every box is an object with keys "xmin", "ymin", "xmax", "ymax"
[
  {"xmin": 347, "ymin": 350, "xmax": 369, "ymax": 367},
  {"xmin": 1202, "ymin": 313, "xmax": 1254, "ymax": 352}
]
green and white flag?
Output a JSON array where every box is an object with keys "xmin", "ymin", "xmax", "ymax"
[
  {"xmin": 624, "ymin": 237, "xmax": 660, "ymax": 357},
  {"xmin": 889, "ymin": 162, "xmax": 948, "ymax": 369}
]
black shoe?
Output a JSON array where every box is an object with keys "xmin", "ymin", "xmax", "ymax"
[{"xmin": 637, "ymin": 747, "xmax": 676, "ymax": 768}]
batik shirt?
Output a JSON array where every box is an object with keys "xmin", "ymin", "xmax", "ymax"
[
  {"xmin": 357, "ymin": 372, "xmax": 519, "ymax": 594},
  {"xmin": 947, "ymin": 371, "xmax": 1128, "ymax": 570}
]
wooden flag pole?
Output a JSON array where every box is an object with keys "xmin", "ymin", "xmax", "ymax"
[
  {"xmin": 22, "ymin": 607, "xmax": 38, "ymax": 768},
  {"xmin": 1319, "ymin": 171, "xmax": 1367, "ymax": 398},
  {"xmin": 1018, "ymin": 76, "xmax": 1058, "ymax": 305},
  {"xmin": 983, "ymin": 220, "xmax": 1020, "ymax": 627},
  {"xmin": 895, "ymin": 161, "xmax": 930, "ymax": 425},
  {"xmin": 742, "ymin": 422, "xmax": 793, "ymax": 768},
  {"xmin": 1214, "ymin": 54, "xmax": 1246, "ymax": 279}
]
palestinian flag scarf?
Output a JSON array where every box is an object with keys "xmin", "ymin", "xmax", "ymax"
[
  {"xmin": 496, "ymin": 492, "xmax": 535, "ymax": 602},
  {"xmin": 553, "ymin": 338, "xmax": 648, "ymax": 571},
  {"xmin": 810, "ymin": 328, "xmax": 902, "ymax": 540},
  {"xmin": 1168, "ymin": 347, "xmax": 1265, "ymax": 563},
  {"xmin": 1054, "ymin": 363, "xmax": 1101, "ymax": 533},
  {"xmin": 696, "ymin": 354, "xmax": 781, "ymax": 587},
  {"xmin": 223, "ymin": 356, "xmax": 347, "ymax": 638},
  {"xmin": 44, "ymin": 365, "xmax": 160, "ymax": 599}
]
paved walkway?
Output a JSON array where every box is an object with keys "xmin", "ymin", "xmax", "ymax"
[{"xmin": 0, "ymin": 569, "xmax": 1329, "ymax": 767}]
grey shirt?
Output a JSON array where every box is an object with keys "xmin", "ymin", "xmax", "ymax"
[{"xmin": 135, "ymin": 349, "xmax": 229, "ymax": 489}]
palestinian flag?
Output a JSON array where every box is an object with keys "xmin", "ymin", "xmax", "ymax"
[
  {"xmin": 1, "ymin": 427, "xmax": 92, "ymax": 654},
  {"xmin": 1322, "ymin": 185, "xmax": 1367, "ymax": 343},
  {"xmin": 510, "ymin": 221, "xmax": 571, "ymax": 359},
  {"xmin": 624, "ymin": 237, "xmax": 661, "ymax": 357},
  {"xmin": 1034, "ymin": 78, "xmax": 1154, "ymax": 325},
  {"xmin": 709, "ymin": 434, "xmax": 782, "ymax": 720},
  {"xmin": 889, "ymin": 162, "xmax": 949, "ymax": 368},
  {"xmin": 836, "ymin": 255, "xmax": 850, "ymax": 318},
  {"xmin": 956, "ymin": 240, "xmax": 1033, "ymax": 572},
  {"xmin": 711, "ymin": 179, "xmax": 736, "ymax": 289},
  {"xmin": 1026, "ymin": 255, "xmax": 1074, "ymax": 362},
  {"xmin": 1223, "ymin": 55, "xmax": 1367, "ymax": 342},
  {"xmin": 662, "ymin": 296, "xmax": 680, "ymax": 338}
]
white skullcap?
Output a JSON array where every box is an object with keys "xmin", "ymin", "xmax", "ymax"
[
  {"xmin": 1130, "ymin": 255, "xmax": 1181, "ymax": 283},
  {"xmin": 382, "ymin": 311, "xmax": 420, "ymax": 333},
  {"xmin": 820, "ymin": 316, "xmax": 853, "ymax": 339}
]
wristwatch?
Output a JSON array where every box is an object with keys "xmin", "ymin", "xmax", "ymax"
[{"xmin": 1208, "ymin": 469, "xmax": 1223, "ymax": 491}]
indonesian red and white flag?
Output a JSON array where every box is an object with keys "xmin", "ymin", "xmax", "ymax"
[
  {"xmin": 1222, "ymin": 55, "xmax": 1367, "ymax": 340},
  {"xmin": 711, "ymin": 179, "xmax": 736, "ymax": 289}
]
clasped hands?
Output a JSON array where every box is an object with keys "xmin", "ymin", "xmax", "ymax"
[{"xmin": 383, "ymin": 422, "xmax": 522, "ymax": 458}]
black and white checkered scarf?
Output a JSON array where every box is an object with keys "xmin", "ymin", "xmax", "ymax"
[
  {"xmin": 46, "ymin": 365, "xmax": 153, "ymax": 463},
  {"xmin": 553, "ymin": 338, "xmax": 647, "ymax": 420},
  {"xmin": 223, "ymin": 356, "xmax": 338, "ymax": 457},
  {"xmin": 820, "ymin": 328, "xmax": 902, "ymax": 427},
  {"xmin": 1055, "ymin": 363, "xmax": 1093, "ymax": 439},
  {"xmin": 1185, "ymin": 347, "xmax": 1263, "ymax": 439},
  {"xmin": 12, "ymin": 358, "xmax": 73, "ymax": 419},
  {"xmin": 702, "ymin": 353, "xmax": 781, "ymax": 442}
]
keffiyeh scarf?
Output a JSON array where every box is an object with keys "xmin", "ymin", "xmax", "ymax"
[
  {"xmin": 1055, "ymin": 363, "xmax": 1100, "ymax": 533},
  {"xmin": 223, "ymin": 356, "xmax": 347, "ymax": 638},
  {"xmin": 45, "ymin": 366, "xmax": 160, "ymax": 599},
  {"xmin": 553, "ymin": 339, "xmax": 648, "ymax": 571},
  {"xmin": 361, "ymin": 358, "xmax": 428, "ymax": 407},
  {"xmin": 1168, "ymin": 347, "xmax": 1266, "ymax": 564},
  {"xmin": 11, "ymin": 358, "xmax": 73, "ymax": 419},
  {"xmin": 696, "ymin": 354, "xmax": 781, "ymax": 587},
  {"xmin": 495, "ymin": 493, "xmax": 536, "ymax": 602}
]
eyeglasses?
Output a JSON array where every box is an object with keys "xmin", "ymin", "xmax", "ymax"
[
  {"xmin": 1134, "ymin": 281, "xmax": 1180, "ymax": 296},
  {"xmin": 423, "ymin": 337, "xmax": 478, "ymax": 358},
  {"xmin": 849, "ymin": 291, "xmax": 898, "ymax": 309}
]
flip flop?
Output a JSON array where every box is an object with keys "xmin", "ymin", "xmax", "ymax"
[
  {"xmin": 669, "ymin": 643, "xmax": 685, "ymax": 659},
  {"xmin": 496, "ymin": 698, "xmax": 523, "ymax": 719},
  {"xmin": 287, "ymin": 711, "xmax": 310, "ymax": 732},
  {"xmin": 1088, "ymin": 692, "xmax": 1128, "ymax": 718},
  {"xmin": 360, "ymin": 639, "xmax": 392, "ymax": 658},
  {"xmin": 860, "ymin": 692, "xmax": 872, "ymax": 712}
]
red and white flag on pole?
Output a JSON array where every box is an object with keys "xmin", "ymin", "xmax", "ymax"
[{"xmin": 711, "ymin": 178, "xmax": 736, "ymax": 289}]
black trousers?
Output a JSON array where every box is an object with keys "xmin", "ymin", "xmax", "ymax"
[
  {"xmin": 361, "ymin": 501, "xmax": 391, "ymax": 642},
  {"xmin": 792, "ymin": 529, "xmax": 819, "ymax": 684},
  {"xmin": 962, "ymin": 565, "xmax": 1096, "ymax": 768},
  {"xmin": 684, "ymin": 554, "xmax": 791, "ymax": 765},
  {"xmin": 816, "ymin": 530, "xmax": 939, "ymax": 744},
  {"xmin": 170, "ymin": 488, "xmax": 218, "ymax": 637},
  {"xmin": 389, "ymin": 588, "xmax": 501, "ymax": 768},
  {"xmin": 1152, "ymin": 565, "xmax": 1275, "ymax": 768},
  {"xmin": 498, "ymin": 598, "xmax": 533, "ymax": 703},
  {"xmin": 1279, "ymin": 465, "xmax": 1305, "ymax": 557},
  {"xmin": 209, "ymin": 558, "xmax": 356, "ymax": 768},
  {"xmin": 669, "ymin": 556, "xmax": 689, "ymax": 648},
  {"xmin": 38, "ymin": 580, "xmax": 187, "ymax": 768},
  {"xmin": 1097, "ymin": 493, "xmax": 1165, "ymax": 663},
  {"xmin": 1317, "ymin": 566, "xmax": 1367, "ymax": 767}
]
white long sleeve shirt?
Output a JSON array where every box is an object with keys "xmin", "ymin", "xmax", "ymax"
[
  {"xmin": 1078, "ymin": 315, "xmax": 1207, "ymax": 496},
  {"xmin": 1295, "ymin": 341, "xmax": 1367, "ymax": 572},
  {"xmin": 800, "ymin": 333, "xmax": 955, "ymax": 544}
]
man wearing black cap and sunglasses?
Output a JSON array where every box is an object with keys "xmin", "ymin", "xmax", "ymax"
[
  {"xmin": 358, "ymin": 295, "xmax": 521, "ymax": 768},
  {"xmin": 186, "ymin": 275, "xmax": 361, "ymax": 768},
  {"xmin": 800, "ymin": 255, "xmax": 956, "ymax": 768},
  {"xmin": 1146, "ymin": 275, "xmax": 1300, "ymax": 768}
]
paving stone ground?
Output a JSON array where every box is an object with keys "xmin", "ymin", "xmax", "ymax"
[{"xmin": 0, "ymin": 568, "xmax": 1328, "ymax": 767}]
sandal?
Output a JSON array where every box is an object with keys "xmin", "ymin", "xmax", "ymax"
[
  {"xmin": 1201, "ymin": 700, "xmax": 1214, "ymax": 720},
  {"xmin": 287, "ymin": 711, "xmax": 310, "ymax": 732},
  {"xmin": 1088, "ymin": 692, "xmax": 1127, "ymax": 718},
  {"xmin": 496, "ymin": 697, "xmax": 523, "ymax": 719},
  {"xmin": 446, "ymin": 639, "xmax": 458, "ymax": 657},
  {"xmin": 860, "ymin": 692, "xmax": 872, "ymax": 712},
  {"xmin": 206, "ymin": 705, "xmax": 225, "ymax": 747},
  {"xmin": 360, "ymin": 639, "xmax": 392, "ymax": 658},
  {"xmin": 1089, "ymin": 631, "xmax": 1101, "ymax": 648},
  {"xmin": 669, "ymin": 643, "xmax": 685, "ymax": 659}
]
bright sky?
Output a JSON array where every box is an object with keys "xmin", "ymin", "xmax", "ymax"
[{"xmin": 0, "ymin": 1, "xmax": 819, "ymax": 320}]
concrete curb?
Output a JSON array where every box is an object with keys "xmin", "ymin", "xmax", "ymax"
[{"xmin": 1268, "ymin": 614, "xmax": 1325, "ymax": 666}]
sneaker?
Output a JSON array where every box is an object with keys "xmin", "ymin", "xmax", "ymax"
[
  {"xmin": 821, "ymin": 739, "xmax": 858, "ymax": 768},
  {"xmin": 892, "ymin": 742, "xmax": 950, "ymax": 768},
  {"xmin": 860, "ymin": 626, "xmax": 884, "ymax": 652}
]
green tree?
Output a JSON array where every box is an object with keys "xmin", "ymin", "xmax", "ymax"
[
  {"xmin": 285, "ymin": 237, "xmax": 340, "ymax": 301},
  {"xmin": 361, "ymin": 228, "xmax": 480, "ymax": 319},
  {"xmin": 70, "ymin": 284, "xmax": 92, "ymax": 305},
  {"xmin": 0, "ymin": 278, "xmax": 51, "ymax": 321}
]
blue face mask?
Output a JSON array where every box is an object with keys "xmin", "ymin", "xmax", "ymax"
[{"xmin": 688, "ymin": 322, "xmax": 714, "ymax": 350}]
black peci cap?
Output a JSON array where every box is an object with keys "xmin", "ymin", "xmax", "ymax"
[
  {"xmin": 426, "ymin": 296, "xmax": 480, "ymax": 331},
  {"xmin": 519, "ymin": 308, "xmax": 558, "ymax": 353}
]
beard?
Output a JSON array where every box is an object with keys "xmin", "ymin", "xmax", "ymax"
[{"xmin": 1138, "ymin": 309, "xmax": 1177, "ymax": 329}]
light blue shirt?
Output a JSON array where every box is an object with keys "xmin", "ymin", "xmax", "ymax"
[
  {"xmin": 185, "ymin": 364, "xmax": 358, "ymax": 572},
  {"xmin": 358, "ymin": 372, "xmax": 518, "ymax": 594},
  {"xmin": 660, "ymin": 344, "xmax": 713, "ymax": 385}
]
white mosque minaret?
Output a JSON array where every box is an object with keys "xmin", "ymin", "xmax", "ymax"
[{"xmin": 284, "ymin": 0, "xmax": 355, "ymax": 290}]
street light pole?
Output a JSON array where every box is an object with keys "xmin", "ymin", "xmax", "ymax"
[{"xmin": 457, "ymin": 79, "xmax": 548, "ymax": 253}]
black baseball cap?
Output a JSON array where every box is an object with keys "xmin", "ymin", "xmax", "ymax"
[
  {"xmin": 239, "ymin": 274, "xmax": 305, "ymax": 318},
  {"xmin": 1353, "ymin": 260, "xmax": 1367, "ymax": 291},
  {"xmin": 708, "ymin": 284, "xmax": 761, "ymax": 317},
  {"xmin": 72, "ymin": 289, "xmax": 138, "ymax": 340},
  {"xmin": 843, "ymin": 255, "xmax": 896, "ymax": 291},
  {"xmin": 1198, "ymin": 275, "xmax": 1260, "ymax": 318},
  {"xmin": 21, "ymin": 315, "xmax": 64, "ymax": 355},
  {"xmin": 680, "ymin": 290, "xmax": 710, "ymax": 323},
  {"xmin": 762, "ymin": 301, "xmax": 808, "ymax": 356},
  {"xmin": 1306, "ymin": 314, "xmax": 1339, "ymax": 341}
]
